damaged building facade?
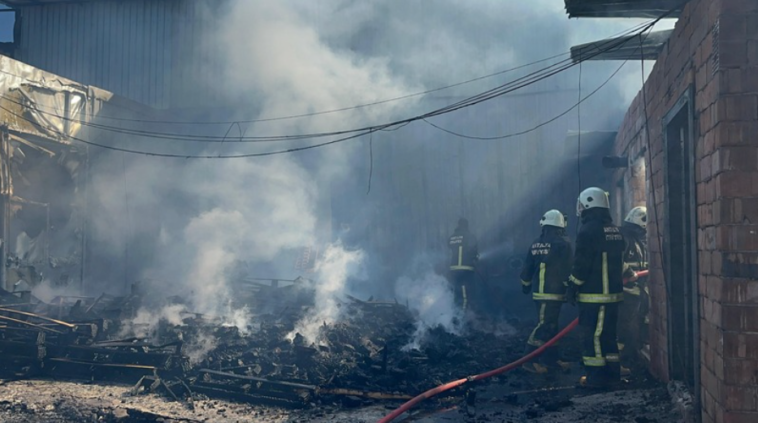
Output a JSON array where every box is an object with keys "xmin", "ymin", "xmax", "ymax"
[
  {"xmin": 573, "ymin": 0, "xmax": 758, "ymax": 421},
  {"xmin": 0, "ymin": 55, "xmax": 119, "ymax": 294}
]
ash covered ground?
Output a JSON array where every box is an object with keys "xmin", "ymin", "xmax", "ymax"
[{"xmin": 0, "ymin": 281, "xmax": 683, "ymax": 423}]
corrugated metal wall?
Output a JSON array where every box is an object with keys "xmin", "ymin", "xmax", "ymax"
[
  {"xmin": 338, "ymin": 79, "xmax": 618, "ymax": 280},
  {"xmin": 15, "ymin": 0, "xmax": 224, "ymax": 109}
]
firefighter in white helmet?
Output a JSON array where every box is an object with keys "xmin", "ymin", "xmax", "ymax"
[
  {"xmin": 566, "ymin": 187, "xmax": 627, "ymax": 388},
  {"xmin": 519, "ymin": 209, "xmax": 573, "ymax": 374},
  {"xmin": 619, "ymin": 206, "xmax": 649, "ymax": 366}
]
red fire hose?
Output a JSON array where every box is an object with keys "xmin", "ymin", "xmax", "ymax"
[{"xmin": 378, "ymin": 270, "xmax": 649, "ymax": 423}]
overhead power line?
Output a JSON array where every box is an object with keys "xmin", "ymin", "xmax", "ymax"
[
  {"xmin": 0, "ymin": 19, "xmax": 667, "ymax": 158},
  {"xmin": 0, "ymin": 20, "xmax": 653, "ymax": 145},
  {"xmin": 422, "ymin": 26, "xmax": 658, "ymax": 140},
  {"xmin": 0, "ymin": 21, "xmax": 654, "ymax": 127}
]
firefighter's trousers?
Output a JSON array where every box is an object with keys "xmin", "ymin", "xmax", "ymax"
[
  {"xmin": 579, "ymin": 302, "xmax": 621, "ymax": 386},
  {"xmin": 525, "ymin": 300, "xmax": 563, "ymax": 365},
  {"xmin": 451, "ymin": 270, "xmax": 475, "ymax": 312},
  {"xmin": 619, "ymin": 290, "xmax": 645, "ymax": 363}
]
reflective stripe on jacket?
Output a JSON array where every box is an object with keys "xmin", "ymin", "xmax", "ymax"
[
  {"xmin": 449, "ymin": 230, "xmax": 478, "ymax": 271},
  {"xmin": 520, "ymin": 227, "xmax": 573, "ymax": 301},
  {"xmin": 569, "ymin": 208, "xmax": 626, "ymax": 304}
]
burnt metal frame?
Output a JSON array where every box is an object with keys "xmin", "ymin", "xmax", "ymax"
[{"xmin": 662, "ymin": 84, "xmax": 700, "ymax": 420}]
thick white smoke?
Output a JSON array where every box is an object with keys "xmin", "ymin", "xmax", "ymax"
[
  {"xmin": 396, "ymin": 269, "xmax": 463, "ymax": 351},
  {"xmin": 87, "ymin": 1, "xmax": 416, "ymax": 336},
  {"xmin": 84, "ymin": 1, "xmax": 676, "ymax": 343},
  {"xmin": 287, "ymin": 242, "xmax": 366, "ymax": 344}
]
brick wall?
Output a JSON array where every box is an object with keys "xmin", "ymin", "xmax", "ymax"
[{"xmin": 613, "ymin": 0, "xmax": 758, "ymax": 421}]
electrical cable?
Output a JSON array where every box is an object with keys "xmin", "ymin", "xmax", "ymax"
[
  {"xmin": 0, "ymin": 44, "xmax": 635, "ymax": 160},
  {"xmin": 366, "ymin": 130, "xmax": 374, "ymax": 195},
  {"xmin": 639, "ymin": 32, "xmax": 667, "ymax": 293},
  {"xmin": 421, "ymin": 57, "xmax": 628, "ymax": 141},
  {"xmin": 0, "ymin": 21, "xmax": 660, "ymax": 157},
  {"xmin": 421, "ymin": 19, "xmax": 665, "ymax": 141},
  {"xmin": 577, "ymin": 59, "xmax": 582, "ymax": 191},
  {"xmin": 0, "ymin": 20, "xmax": 654, "ymax": 127},
  {"xmin": 0, "ymin": 20, "xmax": 655, "ymax": 145}
]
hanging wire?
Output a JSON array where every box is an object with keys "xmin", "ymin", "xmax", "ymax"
[{"xmin": 367, "ymin": 131, "xmax": 374, "ymax": 195}]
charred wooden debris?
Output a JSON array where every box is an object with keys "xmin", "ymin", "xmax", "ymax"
[{"xmin": 0, "ymin": 281, "xmax": 527, "ymax": 410}]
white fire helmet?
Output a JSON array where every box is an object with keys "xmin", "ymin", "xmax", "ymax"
[
  {"xmin": 625, "ymin": 206, "xmax": 648, "ymax": 229},
  {"xmin": 540, "ymin": 209, "xmax": 567, "ymax": 228},
  {"xmin": 576, "ymin": 187, "xmax": 610, "ymax": 216}
]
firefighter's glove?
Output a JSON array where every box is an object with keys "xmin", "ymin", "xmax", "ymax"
[{"xmin": 522, "ymin": 283, "xmax": 532, "ymax": 295}]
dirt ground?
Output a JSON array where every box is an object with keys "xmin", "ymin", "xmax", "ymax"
[{"xmin": 0, "ymin": 376, "xmax": 682, "ymax": 423}]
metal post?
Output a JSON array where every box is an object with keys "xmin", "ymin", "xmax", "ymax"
[
  {"xmin": 79, "ymin": 145, "xmax": 89, "ymax": 292},
  {"xmin": 0, "ymin": 128, "xmax": 8, "ymax": 291}
]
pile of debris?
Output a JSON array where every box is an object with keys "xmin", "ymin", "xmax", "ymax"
[{"xmin": 0, "ymin": 283, "xmax": 529, "ymax": 410}]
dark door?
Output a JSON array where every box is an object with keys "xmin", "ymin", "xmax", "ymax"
[{"xmin": 663, "ymin": 88, "xmax": 700, "ymax": 403}]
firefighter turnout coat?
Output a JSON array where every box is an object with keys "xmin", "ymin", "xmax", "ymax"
[
  {"xmin": 520, "ymin": 226, "xmax": 573, "ymax": 301},
  {"xmin": 569, "ymin": 208, "xmax": 626, "ymax": 304},
  {"xmin": 449, "ymin": 229, "xmax": 478, "ymax": 271}
]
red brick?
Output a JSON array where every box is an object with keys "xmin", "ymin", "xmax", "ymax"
[
  {"xmin": 722, "ymin": 225, "xmax": 758, "ymax": 251},
  {"xmin": 724, "ymin": 332, "xmax": 758, "ymax": 359},
  {"xmin": 724, "ymin": 385, "xmax": 758, "ymax": 411},
  {"xmin": 723, "ymin": 95, "xmax": 758, "ymax": 121},
  {"xmin": 723, "ymin": 411, "xmax": 758, "ymax": 423},
  {"xmin": 747, "ymin": 13, "xmax": 758, "ymax": 40},
  {"xmin": 706, "ymin": 276, "xmax": 724, "ymax": 301},
  {"xmin": 717, "ymin": 171, "xmax": 756, "ymax": 198},
  {"xmin": 715, "ymin": 199, "xmax": 733, "ymax": 224},
  {"xmin": 740, "ymin": 198, "xmax": 758, "ymax": 222},
  {"xmin": 702, "ymin": 152, "xmax": 715, "ymax": 180},
  {"xmin": 716, "ymin": 352, "xmax": 726, "ymax": 381},
  {"xmin": 723, "ymin": 0, "xmax": 758, "ymax": 14},
  {"xmin": 721, "ymin": 68, "xmax": 743, "ymax": 94},
  {"xmin": 742, "ymin": 67, "xmax": 758, "ymax": 93},
  {"xmin": 706, "ymin": 79, "xmax": 720, "ymax": 106},
  {"xmin": 720, "ymin": 40, "xmax": 748, "ymax": 68},
  {"xmin": 722, "ymin": 305, "xmax": 758, "ymax": 331},
  {"xmin": 718, "ymin": 147, "xmax": 758, "ymax": 172},
  {"xmin": 702, "ymin": 251, "xmax": 714, "ymax": 275},
  {"xmin": 706, "ymin": 179, "xmax": 717, "ymax": 202},
  {"xmin": 714, "ymin": 251, "xmax": 724, "ymax": 274},
  {"xmin": 704, "ymin": 297, "xmax": 723, "ymax": 327},
  {"xmin": 721, "ymin": 278, "xmax": 758, "ymax": 304},
  {"xmin": 704, "ymin": 203, "xmax": 716, "ymax": 225},
  {"xmin": 702, "ymin": 366, "xmax": 721, "ymax": 403},
  {"xmin": 749, "ymin": 40, "xmax": 758, "ymax": 65},
  {"xmin": 724, "ymin": 359, "xmax": 758, "ymax": 385},
  {"xmin": 720, "ymin": 13, "xmax": 748, "ymax": 41},
  {"xmin": 705, "ymin": 226, "xmax": 718, "ymax": 250},
  {"xmin": 703, "ymin": 319, "xmax": 722, "ymax": 351},
  {"xmin": 703, "ymin": 387, "xmax": 717, "ymax": 423}
]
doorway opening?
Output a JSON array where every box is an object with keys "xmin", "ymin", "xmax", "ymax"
[{"xmin": 662, "ymin": 87, "xmax": 699, "ymax": 404}]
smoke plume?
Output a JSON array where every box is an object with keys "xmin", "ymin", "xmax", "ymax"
[
  {"xmin": 75, "ymin": 1, "xmax": 677, "ymax": 343},
  {"xmin": 288, "ymin": 242, "xmax": 366, "ymax": 344}
]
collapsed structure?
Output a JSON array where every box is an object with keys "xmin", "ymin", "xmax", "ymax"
[{"xmin": 0, "ymin": 274, "xmax": 538, "ymax": 410}]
